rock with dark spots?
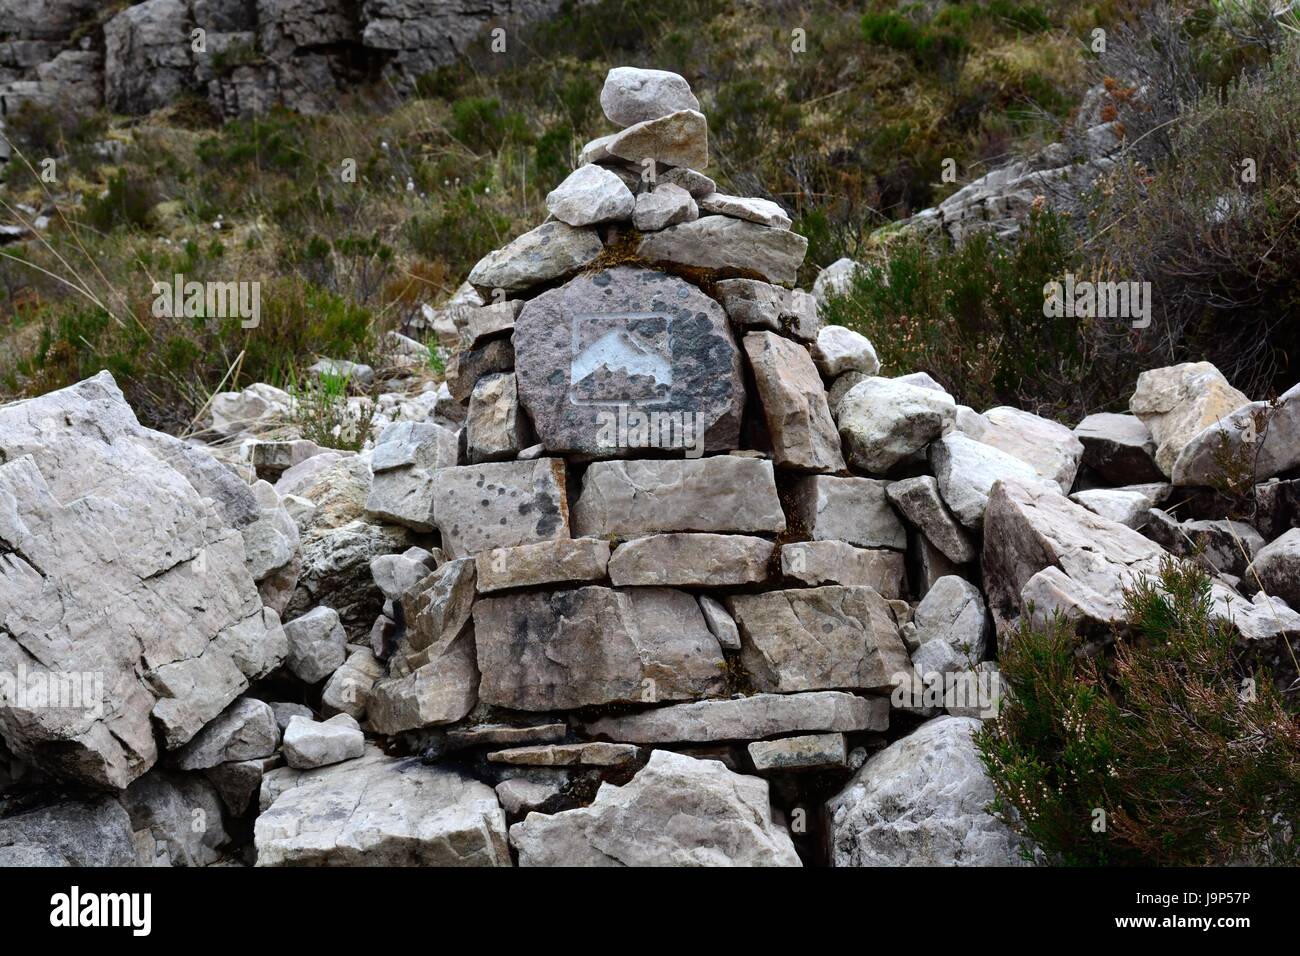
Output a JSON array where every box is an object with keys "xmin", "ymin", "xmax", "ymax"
[
  {"xmin": 0, "ymin": 796, "xmax": 137, "ymax": 867},
  {"xmin": 431, "ymin": 459, "xmax": 570, "ymax": 557},
  {"xmin": 513, "ymin": 266, "xmax": 744, "ymax": 457},
  {"xmin": 365, "ymin": 421, "xmax": 458, "ymax": 531},
  {"xmin": 473, "ymin": 586, "xmax": 724, "ymax": 710},
  {"xmin": 749, "ymin": 733, "xmax": 847, "ymax": 771}
]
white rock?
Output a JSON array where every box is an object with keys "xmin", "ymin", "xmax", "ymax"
[
  {"xmin": 601, "ymin": 66, "xmax": 700, "ymax": 126},
  {"xmin": 812, "ymin": 325, "xmax": 879, "ymax": 377},
  {"xmin": 509, "ymin": 750, "xmax": 801, "ymax": 866},
  {"xmin": 976, "ymin": 407, "xmax": 1084, "ymax": 492},
  {"xmin": 283, "ymin": 606, "xmax": 348, "ymax": 684},
  {"xmin": 698, "ymin": 192, "xmax": 791, "ymax": 229},
  {"xmin": 281, "ymin": 714, "xmax": 364, "ymax": 770},
  {"xmin": 930, "ymin": 433, "xmax": 1058, "ymax": 529},
  {"xmin": 1129, "ymin": 362, "xmax": 1250, "ymax": 476},
  {"xmin": 632, "ymin": 182, "xmax": 698, "ymax": 231},
  {"xmin": 911, "ymin": 577, "xmax": 989, "ymax": 675},
  {"xmin": 637, "ymin": 215, "xmax": 808, "ymax": 286},
  {"xmin": 606, "ymin": 109, "xmax": 709, "ymax": 170},
  {"xmin": 837, "ymin": 377, "xmax": 956, "ymax": 473},
  {"xmin": 545, "ymin": 164, "xmax": 635, "ymax": 226},
  {"xmin": 827, "ymin": 716, "xmax": 1030, "ymax": 866}
]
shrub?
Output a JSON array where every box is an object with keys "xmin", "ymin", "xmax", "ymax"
[
  {"xmin": 83, "ymin": 170, "xmax": 157, "ymax": 232},
  {"xmin": 977, "ymin": 558, "xmax": 1300, "ymax": 865},
  {"xmin": 822, "ymin": 208, "xmax": 1107, "ymax": 415}
]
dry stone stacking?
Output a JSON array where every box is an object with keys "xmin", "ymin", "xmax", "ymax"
[{"xmin": 6, "ymin": 64, "xmax": 1300, "ymax": 870}]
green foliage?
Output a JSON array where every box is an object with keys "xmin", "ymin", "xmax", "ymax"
[
  {"xmin": 822, "ymin": 209, "xmax": 1092, "ymax": 413},
  {"xmin": 287, "ymin": 368, "xmax": 375, "ymax": 452},
  {"xmin": 196, "ymin": 112, "xmax": 305, "ymax": 172},
  {"xmin": 861, "ymin": 12, "xmax": 969, "ymax": 68},
  {"xmin": 404, "ymin": 185, "xmax": 510, "ymax": 269},
  {"xmin": 978, "ymin": 558, "xmax": 1300, "ymax": 865},
  {"xmin": 83, "ymin": 170, "xmax": 157, "ymax": 232},
  {"xmin": 449, "ymin": 97, "xmax": 529, "ymax": 153}
]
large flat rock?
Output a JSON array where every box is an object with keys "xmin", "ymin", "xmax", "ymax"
[
  {"xmin": 637, "ymin": 216, "xmax": 808, "ymax": 286},
  {"xmin": 608, "ymin": 533, "xmax": 774, "ymax": 586},
  {"xmin": 255, "ymin": 748, "xmax": 510, "ymax": 866},
  {"xmin": 513, "ymin": 266, "xmax": 744, "ymax": 456},
  {"xmin": 473, "ymin": 586, "xmax": 725, "ymax": 710},
  {"xmin": 743, "ymin": 331, "xmax": 845, "ymax": 472},
  {"xmin": 573, "ymin": 457, "xmax": 785, "ymax": 536},
  {"xmin": 0, "ymin": 372, "xmax": 280, "ymax": 788},
  {"xmin": 581, "ymin": 691, "xmax": 888, "ymax": 743},
  {"xmin": 467, "ymin": 220, "xmax": 603, "ymax": 297}
]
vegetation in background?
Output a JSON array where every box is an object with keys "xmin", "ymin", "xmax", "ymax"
[
  {"xmin": 288, "ymin": 368, "xmax": 375, "ymax": 452},
  {"xmin": 978, "ymin": 558, "xmax": 1300, "ymax": 866}
]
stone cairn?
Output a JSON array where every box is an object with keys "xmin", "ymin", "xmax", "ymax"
[{"xmin": 4, "ymin": 66, "xmax": 1300, "ymax": 868}]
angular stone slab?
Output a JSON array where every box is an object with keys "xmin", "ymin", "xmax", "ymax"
[
  {"xmin": 698, "ymin": 192, "xmax": 791, "ymax": 229},
  {"xmin": 744, "ymin": 331, "xmax": 846, "ymax": 473},
  {"xmin": 513, "ymin": 266, "xmax": 744, "ymax": 456},
  {"xmin": 431, "ymin": 459, "xmax": 570, "ymax": 557},
  {"xmin": 467, "ymin": 372, "xmax": 530, "ymax": 463},
  {"xmin": 749, "ymin": 733, "xmax": 847, "ymax": 772},
  {"xmin": 444, "ymin": 723, "xmax": 568, "ymax": 752},
  {"xmin": 780, "ymin": 541, "xmax": 905, "ymax": 596},
  {"xmin": 467, "ymin": 220, "xmax": 603, "ymax": 297},
  {"xmin": 366, "ymin": 627, "xmax": 479, "ymax": 734},
  {"xmin": 487, "ymin": 742, "xmax": 638, "ymax": 767},
  {"xmin": 885, "ymin": 475, "xmax": 976, "ymax": 564},
  {"xmin": 545, "ymin": 164, "xmax": 635, "ymax": 226},
  {"xmin": 573, "ymin": 457, "xmax": 786, "ymax": 536},
  {"xmin": 606, "ymin": 109, "xmax": 709, "ymax": 169},
  {"xmin": 930, "ymin": 433, "xmax": 1057, "ymax": 530},
  {"xmin": 787, "ymin": 475, "xmax": 905, "ymax": 549},
  {"xmin": 633, "ymin": 182, "xmax": 698, "ymax": 231},
  {"xmin": 837, "ymin": 377, "xmax": 956, "ymax": 473},
  {"xmin": 1074, "ymin": 412, "xmax": 1163, "ymax": 485},
  {"xmin": 1129, "ymin": 361, "xmax": 1250, "ymax": 476},
  {"xmin": 581, "ymin": 691, "xmax": 889, "ymax": 743},
  {"xmin": 474, "ymin": 586, "xmax": 724, "ymax": 710},
  {"xmin": 255, "ymin": 748, "xmax": 510, "ymax": 866},
  {"xmin": 365, "ymin": 421, "xmax": 458, "ymax": 532},
  {"xmin": 608, "ymin": 533, "xmax": 774, "ymax": 586},
  {"xmin": 728, "ymin": 586, "xmax": 912, "ymax": 693},
  {"xmin": 977, "ymin": 406, "xmax": 1084, "ymax": 492},
  {"xmin": 637, "ymin": 216, "xmax": 808, "ymax": 286},
  {"xmin": 475, "ymin": 538, "xmax": 611, "ymax": 593}
]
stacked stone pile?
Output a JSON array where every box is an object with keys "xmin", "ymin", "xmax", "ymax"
[{"xmin": 3, "ymin": 67, "xmax": 1300, "ymax": 868}]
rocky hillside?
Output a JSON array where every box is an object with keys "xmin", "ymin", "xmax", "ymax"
[{"xmin": 1, "ymin": 60, "xmax": 1298, "ymax": 868}]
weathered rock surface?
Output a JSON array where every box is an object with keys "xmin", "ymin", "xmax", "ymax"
[
  {"xmin": 1144, "ymin": 509, "xmax": 1263, "ymax": 578},
  {"xmin": 600, "ymin": 66, "xmax": 700, "ymax": 125},
  {"xmin": 545, "ymin": 164, "xmax": 635, "ymax": 226},
  {"xmin": 608, "ymin": 533, "xmax": 774, "ymax": 586},
  {"xmin": 698, "ymin": 594, "xmax": 742, "ymax": 650},
  {"xmin": 911, "ymin": 577, "xmax": 989, "ymax": 675},
  {"xmin": 256, "ymin": 748, "xmax": 510, "ymax": 866},
  {"xmin": 637, "ymin": 216, "xmax": 808, "ymax": 286},
  {"xmin": 123, "ymin": 770, "xmax": 229, "ymax": 866},
  {"xmin": 698, "ymin": 193, "xmax": 791, "ymax": 229},
  {"xmin": 405, "ymin": 559, "xmax": 476, "ymax": 654},
  {"xmin": 475, "ymin": 538, "xmax": 611, "ymax": 593},
  {"xmin": 173, "ymin": 698, "xmax": 278, "ymax": 771},
  {"xmin": 787, "ymin": 475, "xmax": 905, "ymax": 549},
  {"xmin": 513, "ymin": 266, "xmax": 744, "ymax": 456},
  {"xmin": 286, "ymin": 520, "xmax": 412, "ymax": 637},
  {"xmin": 606, "ymin": 109, "xmax": 709, "ymax": 169},
  {"xmin": 367, "ymin": 627, "xmax": 479, "ymax": 734},
  {"xmin": 1074, "ymin": 412, "xmax": 1163, "ymax": 485},
  {"xmin": 837, "ymin": 377, "xmax": 956, "ymax": 473},
  {"xmin": 574, "ymin": 457, "xmax": 785, "ymax": 536},
  {"xmin": 728, "ymin": 586, "xmax": 912, "ymax": 692},
  {"xmin": 432, "ymin": 460, "xmax": 570, "ymax": 557},
  {"xmin": 1251, "ymin": 528, "xmax": 1300, "ymax": 607},
  {"xmin": 365, "ymin": 421, "xmax": 458, "ymax": 531},
  {"xmin": 581, "ymin": 691, "xmax": 889, "ymax": 742},
  {"xmin": 467, "ymin": 221, "xmax": 603, "ymax": 297},
  {"xmin": 1069, "ymin": 486, "xmax": 1164, "ymax": 529},
  {"xmin": 488, "ymin": 742, "xmax": 638, "ymax": 767},
  {"xmin": 748, "ymin": 733, "xmax": 847, "ymax": 772},
  {"xmin": 1129, "ymin": 362, "xmax": 1250, "ymax": 477},
  {"xmin": 930, "ymin": 433, "xmax": 1058, "ymax": 530},
  {"xmin": 474, "ymin": 587, "xmax": 724, "ymax": 710},
  {"xmin": 885, "ymin": 475, "xmax": 977, "ymax": 564},
  {"xmin": 509, "ymin": 750, "xmax": 800, "ymax": 866},
  {"xmin": 0, "ymin": 796, "xmax": 138, "ymax": 867},
  {"xmin": 812, "ymin": 325, "xmax": 879, "ymax": 377},
  {"xmin": 281, "ymin": 714, "xmax": 364, "ymax": 770},
  {"xmin": 744, "ymin": 331, "xmax": 846, "ymax": 472},
  {"xmin": 1170, "ymin": 383, "xmax": 1300, "ymax": 486},
  {"xmin": 827, "ymin": 716, "xmax": 1029, "ymax": 866},
  {"xmin": 283, "ymin": 606, "xmax": 348, "ymax": 684},
  {"xmin": 633, "ymin": 182, "xmax": 698, "ymax": 231},
  {"xmin": 976, "ymin": 407, "xmax": 1084, "ymax": 492},
  {"xmin": 0, "ymin": 372, "xmax": 279, "ymax": 787},
  {"xmin": 320, "ymin": 647, "xmax": 385, "ymax": 720},
  {"xmin": 466, "ymin": 373, "xmax": 529, "ymax": 463},
  {"xmin": 779, "ymin": 541, "xmax": 905, "ymax": 595}
]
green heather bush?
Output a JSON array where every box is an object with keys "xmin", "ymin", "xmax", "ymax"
[
  {"xmin": 977, "ymin": 558, "xmax": 1300, "ymax": 866},
  {"xmin": 822, "ymin": 208, "xmax": 1107, "ymax": 414}
]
